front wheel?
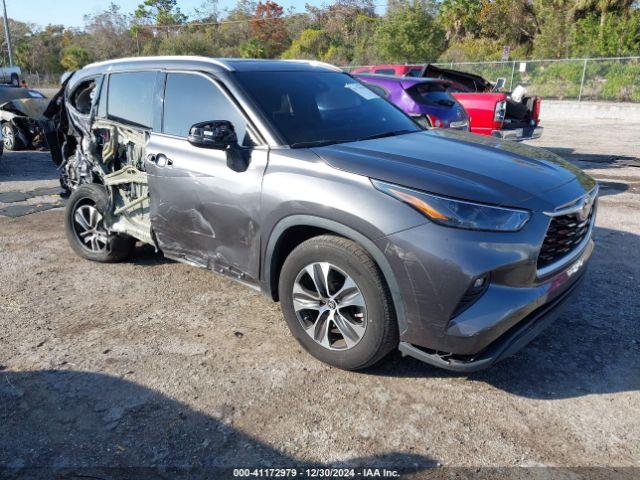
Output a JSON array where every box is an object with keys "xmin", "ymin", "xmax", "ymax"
[
  {"xmin": 2, "ymin": 123, "xmax": 21, "ymax": 151},
  {"xmin": 278, "ymin": 235, "xmax": 398, "ymax": 370},
  {"xmin": 64, "ymin": 184, "xmax": 135, "ymax": 262}
]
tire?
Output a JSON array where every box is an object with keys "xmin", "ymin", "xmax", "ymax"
[
  {"xmin": 64, "ymin": 184, "xmax": 135, "ymax": 263},
  {"xmin": 278, "ymin": 235, "xmax": 398, "ymax": 370},
  {"xmin": 10, "ymin": 74, "xmax": 19, "ymax": 87},
  {"xmin": 2, "ymin": 123, "xmax": 22, "ymax": 151}
]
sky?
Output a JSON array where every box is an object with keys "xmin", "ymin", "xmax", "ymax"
[{"xmin": 3, "ymin": 0, "xmax": 357, "ymax": 29}]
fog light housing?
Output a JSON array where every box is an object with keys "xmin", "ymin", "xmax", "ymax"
[{"xmin": 451, "ymin": 274, "xmax": 490, "ymax": 318}]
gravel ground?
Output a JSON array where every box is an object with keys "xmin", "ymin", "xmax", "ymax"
[{"xmin": 0, "ymin": 120, "xmax": 638, "ymax": 478}]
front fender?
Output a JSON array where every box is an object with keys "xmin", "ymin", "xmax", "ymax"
[{"xmin": 261, "ymin": 214, "xmax": 408, "ymax": 335}]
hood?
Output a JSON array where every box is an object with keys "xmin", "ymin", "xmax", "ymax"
[
  {"xmin": 0, "ymin": 98, "xmax": 49, "ymax": 120},
  {"xmin": 312, "ymin": 129, "xmax": 595, "ymax": 210}
]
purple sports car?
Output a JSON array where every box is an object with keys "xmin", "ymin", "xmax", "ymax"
[{"xmin": 356, "ymin": 73, "xmax": 470, "ymax": 131}]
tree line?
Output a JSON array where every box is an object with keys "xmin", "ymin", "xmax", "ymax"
[{"xmin": 4, "ymin": 0, "xmax": 640, "ymax": 74}]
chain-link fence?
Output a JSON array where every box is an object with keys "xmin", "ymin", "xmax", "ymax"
[
  {"xmin": 17, "ymin": 56, "xmax": 640, "ymax": 102},
  {"xmin": 346, "ymin": 57, "xmax": 640, "ymax": 102},
  {"xmin": 22, "ymin": 72, "xmax": 61, "ymax": 90}
]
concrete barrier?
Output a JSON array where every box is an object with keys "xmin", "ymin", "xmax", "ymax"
[{"xmin": 541, "ymin": 100, "xmax": 640, "ymax": 121}]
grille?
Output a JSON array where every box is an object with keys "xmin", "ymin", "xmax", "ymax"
[{"xmin": 537, "ymin": 203, "xmax": 595, "ymax": 270}]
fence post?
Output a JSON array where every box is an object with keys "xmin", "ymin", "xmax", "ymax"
[
  {"xmin": 578, "ymin": 59, "xmax": 588, "ymax": 102},
  {"xmin": 509, "ymin": 61, "xmax": 516, "ymax": 90}
]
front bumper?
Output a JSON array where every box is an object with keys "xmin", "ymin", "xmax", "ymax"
[
  {"xmin": 377, "ymin": 208, "xmax": 594, "ymax": 371},
  {"xmin": 398, "ymin": 243, "xmax": 590, "ymax": 372},
  {"xmin": 492, "ymin": 126, "xmax": 543, "ymax": 141}
]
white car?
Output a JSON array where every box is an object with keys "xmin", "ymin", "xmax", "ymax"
[{"xmin": 0, "ymin": 66, "xmax": 22, "ymax": 86}]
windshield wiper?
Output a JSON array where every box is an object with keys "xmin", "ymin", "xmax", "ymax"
[
  {"xmin": 289, "ymin": 139, "xmax": 348, "ymax": 148},
  {"xmin": 358, "ymin": 129, "xmax": 417, "ymax": 141}
]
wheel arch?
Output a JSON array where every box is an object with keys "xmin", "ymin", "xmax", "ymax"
[{"xmin": 262, "ymin": 215, "xmax": 406, "ymax": 333}]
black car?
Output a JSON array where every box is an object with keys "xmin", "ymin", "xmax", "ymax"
[{"xmin": 0, "ymin": 86, "xmax": 49, "ymax": 150}]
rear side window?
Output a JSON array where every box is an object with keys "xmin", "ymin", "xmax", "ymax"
[
  {"xmin": 162, "ymin": 72, "xmax": 250, "ymax": 145},
  {"xmin": 406, "ymin": 68, "xmax": 423, "ymax": 77},
  {"xmin": 107, "ymin": 71, "xmax": 156, "ymax": 128}
]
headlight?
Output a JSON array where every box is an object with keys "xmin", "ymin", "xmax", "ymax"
[{"xmin": 372, "ymin": 180, "xmax": 530, "ymax": 232}]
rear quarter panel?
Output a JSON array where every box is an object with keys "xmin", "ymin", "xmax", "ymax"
[{"xmin": 452, "ymin": 92, "xmax": 506, "ymax": 135}]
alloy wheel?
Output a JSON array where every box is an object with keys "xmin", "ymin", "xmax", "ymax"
[
  {"xmin": 292, "ymin": 262, "xmax": 367, "ymax": 350},
  {"xmin": 72, "ymin": 203, "xmax": 109, "ymax": 252},
  {"xmin": 2, "ymin": 125, "xmax": 14, "ymax": 150}
]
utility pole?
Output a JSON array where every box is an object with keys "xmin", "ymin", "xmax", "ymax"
[{"xmin": 1, "ymin": 0, "xmax": 14, "ymax": 66}]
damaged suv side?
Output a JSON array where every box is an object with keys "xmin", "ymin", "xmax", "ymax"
[{"xmin": 46, "ymin": 57, "xmax": 596, "ymax": 372}]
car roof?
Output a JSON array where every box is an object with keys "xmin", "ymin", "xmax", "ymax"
[{"xmin": 83, "ymin": 56, "xmax": 343, "ymax": 74}]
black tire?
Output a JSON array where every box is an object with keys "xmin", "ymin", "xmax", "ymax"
[
  {"xmin": 2, "ymin": 123, "xmax": 22, "ymax": 151},
  {"xmin": 278, "ymin": 235, "xmax": 398, "ymax": 370},
  {"xmin": 65, "ymin": 184, "xmax": 135, "ymax": 263},
  {"xmin": 10, "ymin": 74, "xmax": 19, "ymax": 87}
]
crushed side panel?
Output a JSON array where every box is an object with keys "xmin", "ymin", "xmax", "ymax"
[{"xmin": 56, "ymin": 78, "xmax": 152, "ymax": 245}]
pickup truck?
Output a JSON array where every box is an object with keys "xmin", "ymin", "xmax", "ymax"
[
  {"xmin": 351, "ymin": 64, "xmax": 542, "ymax": 141},
  {"xmin": 0, "ymin": 66, "xmax": 22, "ymax": 86}
]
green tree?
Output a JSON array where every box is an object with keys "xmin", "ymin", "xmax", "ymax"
[
  {"xmin": 572, "ymin": 0, "xmax": 636, "ymax": 34},
  {"xmin": 373, "ymin": 2, "xmax": 445, "ymax": 62},
  {"xmin": 239, "ymin": 38, "xmax": 267, "ymax": 57},
  {"xmin": 281, "ymin": 28, "xmax": 329, "ymax": 59},
  {"xmin": 134, "ymin": 0, "xmax": 187, "ymax": 26},
  {"xmin": 532, "ymin": 0, "xmax": 575, "ymax": 58},
  {"xmin": 438, "ymin": 0, "xmax": 483, "ymax": 41},
  {"xmin": 60, "ymin": 45, "xmax": 92, "ymax": 70}
]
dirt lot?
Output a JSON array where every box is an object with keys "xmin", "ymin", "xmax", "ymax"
[{"xmin": 0, "ymin": 120, "xmax": 639, "ymax": 478}]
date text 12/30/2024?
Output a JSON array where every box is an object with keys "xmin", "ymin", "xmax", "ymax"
[{"xmin": 233, "ymin": 468, "xmax": 401, "ymax": 478}]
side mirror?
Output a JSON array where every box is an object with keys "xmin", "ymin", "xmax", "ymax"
[
  {"xmin": 187, "ymin": 120, "xmax": 251, "ymax": 173},
  {"xmin": 493, "ymin": 77, "xmax": 506, "ymax": 91},
  {"xmin": 188, "ymin": 120, "xmax": 238, "ymax": 150}
]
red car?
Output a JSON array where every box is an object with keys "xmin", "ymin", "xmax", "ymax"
[{"xmin": 351, "ymin": 64, "xmax": 542, "ymax": 141}]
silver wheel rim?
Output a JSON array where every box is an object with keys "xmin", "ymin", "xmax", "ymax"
[
  {"xmin": 72, "ymin": 203, "xmax": 109, "ymax": 252},
  {"xmin": 293, "ymin": 262, "xmax": 367, "ymax": 350},
  {"xmin": 2, "ymin": 125, "xmax": 13, "ymax": 149}
]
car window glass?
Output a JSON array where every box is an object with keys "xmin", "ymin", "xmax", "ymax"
[
  {"xmin": 410, "ymin": 83, "xmax": 457, "ymax": 107},
  {"xmin": 235, "ymin": 71, "xmax": 419, "ymax": 147},
  {"xmin": 362, "ymin": 82, "xmax": 387, "ymax": 97},
  {"xmin": 406, "ymin": 68, "xmax": 423, "ymax": 77},
  {"xmin": 108, "ymin": 71, "xmax": 156, "ymax": 128},
  {"xmin": 374, "ymin": 68, "xmax": 395, "ymax": 75},
  {"xmin": 163, "ymin": 72, "xmax": 251, "ymax": 146}
]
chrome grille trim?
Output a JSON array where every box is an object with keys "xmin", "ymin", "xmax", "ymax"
[{"xmin": 536, "ymin": 185, "xmax": 598, "ymax": 278}]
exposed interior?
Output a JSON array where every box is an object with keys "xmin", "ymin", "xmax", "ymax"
[{"xmin": 55, "ymin": 76, "xmax": 152, "ymax": 244}]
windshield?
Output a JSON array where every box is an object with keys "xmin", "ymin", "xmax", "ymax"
[
  {"xmin": 0, "ymin": 88, "xmax": 45, "ymax": 104},
  {"xmin": 234, "ymin": 71, "xmax": 420, "ymax": 147}
]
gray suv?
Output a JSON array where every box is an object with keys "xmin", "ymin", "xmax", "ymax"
[{"xmin": 46, "ymin": 57, "xmax": 597, "ymax": 372}]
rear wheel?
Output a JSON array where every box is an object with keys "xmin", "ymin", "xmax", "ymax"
[
  {"xmin": 279, "ymin": 235, "xmax": 398, "ymax": 370},
  {"xmin": 65, "ymin": 184, "xmax": 135, "ymax": 262},
  {"xmin": 10, "ymin": 74, "xmax": 19, "ymax": 87}
]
